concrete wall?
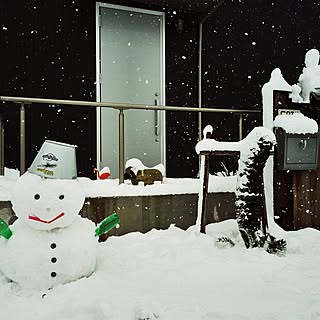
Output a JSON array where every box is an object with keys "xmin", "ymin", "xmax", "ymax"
[
  {"xmin": 1, "ymin": 192, "xmax": 236, "ymax": 240},
  {"xmin": 81, "ymin": 193, "xmax": 236, "ymax": 240}
]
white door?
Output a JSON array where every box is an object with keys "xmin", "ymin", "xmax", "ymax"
[{"xmin": 97, "ymin": 3, "xmax": 165, "ymax": 178}]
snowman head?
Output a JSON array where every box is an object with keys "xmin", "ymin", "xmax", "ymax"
[{"xmin": 12, "ymin": 172, "xmax": 86, "ymax": 231}]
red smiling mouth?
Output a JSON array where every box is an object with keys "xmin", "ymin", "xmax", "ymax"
[{"xmin": 28, "ymin": 212, "xmax": 65, "ymax": 224}]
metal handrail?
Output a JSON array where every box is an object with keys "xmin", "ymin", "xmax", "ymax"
[
  {"xmin": 0, "ymin": 96, "xmax": 260, "ymax": 114},
  {"xmin": 0, "ymin": 95, "xmax": 261, "ymax": 182}
]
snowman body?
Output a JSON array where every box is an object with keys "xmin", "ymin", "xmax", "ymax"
[
  {"xmin": 0, "ymin": 172, "xmax": 98, "ymax": 291},
  {"xmin": 0, "ymin": 217, "xmax": 97, "ymax": 290}
]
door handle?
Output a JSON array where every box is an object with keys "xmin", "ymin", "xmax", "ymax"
[{"xmin": 154, "ymin": 93, "xmax": 160, "ymax": 142}]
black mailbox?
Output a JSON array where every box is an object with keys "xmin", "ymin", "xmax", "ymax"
[{"xmin": 275, "ymin": 127, "xmax": 319, "ymax": 170}]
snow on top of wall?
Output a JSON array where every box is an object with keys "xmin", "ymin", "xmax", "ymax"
[
  {"xmin": 195, "ymin": 139, "xmax": 241, "ymax": 154},
  {"xmin": 125, "ymin": 158, "xmax": 165, "ymax": 176},
  {"xmin": 274, "ymin": 113, "xmax": 318, "ymax": 134},
  {"xmin": 196, "ymin": 126, "xmax": 275, "ymax": 155},
  {"xmin": 80, "ymin": 176, "xmax": 237, "ymax": 198},
  {"xmin": 0, "ymin": 169, "xmax": 237, "ymax": 202}
]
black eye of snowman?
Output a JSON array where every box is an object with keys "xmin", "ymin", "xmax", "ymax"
[
  {"xmin": 59, "ymin": 195, "xmax": 64, "ymax": 200},
  {"xmin": 34, "ymin": 194, "xmax": 40, "ymax": 200}
]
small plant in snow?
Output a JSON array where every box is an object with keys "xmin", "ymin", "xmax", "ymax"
[{"xmin": 215, "ymin": 236, "xmax": 235, "ymax": 248}]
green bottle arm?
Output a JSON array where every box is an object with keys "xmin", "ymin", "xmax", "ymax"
[
  {"xmin": 95, "ymin": 213, "xmax": 120, "ymax": 237},
  {"xmin": 0, "ymin": 218, "xmax": 12, "ymax": 240}
]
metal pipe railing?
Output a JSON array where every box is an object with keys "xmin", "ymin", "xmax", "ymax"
[
  {"xmin": 0, "ymin": 95, "xmax": 261, "ymax": 182},
  {"xmin": 20, "ymin": 103, "xmax": 26, "ymax": 174},
  {"xmin": 0, "ymin": 95, "xmax": 260, "ymax": 114},
  {"xmin": 119, "ymin": 109, "xmax": 125, "ymax": 183}
]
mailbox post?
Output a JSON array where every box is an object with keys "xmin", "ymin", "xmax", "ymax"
[{"xmin": 272, "ymin": 91, "xmax": 320, "ymax": 230}]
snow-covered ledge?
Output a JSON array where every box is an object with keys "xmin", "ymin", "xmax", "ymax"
[
  {"xmin": 274, "ymin": 113, "xmax": 318, "ymax": 134},
  {"xmin": 0, "ymin": 168, "xmax": 237, "ymax": 202}
]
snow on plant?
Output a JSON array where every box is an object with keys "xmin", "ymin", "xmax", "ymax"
[{"xmin": 236, "ymin": 127, "xmax": 286, "ymax": 254}]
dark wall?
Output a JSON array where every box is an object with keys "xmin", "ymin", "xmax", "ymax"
[
  {"xmin": 199, "ymin": 0, "xmax": 320, "ymax": 174},
  {"xmin": 201, "ymin": 0, "xmax": 320, "ymax": 133},
  {"xmin": 3, "ymin": 1, "xmax": 318, "ymax": 178},
  {"xmin": 165, "ymin": 11, "xmax": 200, "ymax": 178},
  {"xmin": 0, "ymin": 0, "xmax": 96, "ymax": 177},
  {"xmin": 0, "ymin": 0, "xmax": 201, "ymax": 178}
]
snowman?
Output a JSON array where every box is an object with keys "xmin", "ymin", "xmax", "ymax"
[{"xmin": 0, "ymin": 141, "xmax": 119, "ymax": 291}]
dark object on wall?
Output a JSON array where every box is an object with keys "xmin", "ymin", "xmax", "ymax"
[
  {"xmin": 275, "ymin": 127, "xmax": 319, "ymax": 171},
  {"xmin": 132, "ymin": 169, "xmax": 163, "ymax": 186},
  {"xmin": 125, "ymin": 166, "xmax": 163, "ymax": 185},
  {"xmin": 124, "ymin": 167, "xmax": 137, "ymax": 181}
]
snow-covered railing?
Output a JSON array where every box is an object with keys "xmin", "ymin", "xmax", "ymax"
[
  {"xmin": 0, "ymin": 95, "xmax": 260, "ymax": 182},
  {"xmin": 195, "ymin": 125, "xmax": 276, "ymax": 236},
  {"xmin": 195, "ymin": 125, "xmax": 240, "ymax": 233}
]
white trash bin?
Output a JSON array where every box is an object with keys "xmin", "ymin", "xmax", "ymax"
[{"xmin": 28, "ymin": 140, "xmax": 77, "ymax": 179}]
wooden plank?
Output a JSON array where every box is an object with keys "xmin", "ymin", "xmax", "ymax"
[{"xmin": 293, "ymin": 170, "xmax": 320, "ymax": 229}]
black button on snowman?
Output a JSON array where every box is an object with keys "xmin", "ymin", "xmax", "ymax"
[{"xmin": 0, "ymin": 141, "xmax": 119, "ymax": 291}]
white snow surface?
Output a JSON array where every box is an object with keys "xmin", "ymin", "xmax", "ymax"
[
  {"xmin": 274, "ymin": 113, "xmax": 318, "ymax": 134},
  {"xmin": 0, "ymin": 162, "xmax": 319, "ymax": 318},
  {"xmin": 195, "ymin": 126, "xmax": 275, "ymax": 156},
  {"xmin": 0, "ymin": 221, "xmax": 320, "ymax": 319}
]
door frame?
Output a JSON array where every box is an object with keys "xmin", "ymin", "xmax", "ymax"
[{"xmin": 95, "ymin": 2, "xmax": 166, "ymax": 171}]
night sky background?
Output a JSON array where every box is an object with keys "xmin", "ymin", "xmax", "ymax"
[{"xmin": 1, "ymin": 0, "xmax": 320, "ymax": 178}]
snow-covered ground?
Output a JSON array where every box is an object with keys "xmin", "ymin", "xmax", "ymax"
[
  {"xmin": 2, "ymin": 47, "xmax": 320, "ymax": 319},
  {"xmin": 0, "ymin": 220, "xmax": 319, "ymax": 320},
  {"xmin": 0, "ymin": 167, "xmax": 319, "ymax": 320}
]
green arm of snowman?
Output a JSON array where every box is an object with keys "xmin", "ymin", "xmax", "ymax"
[
  {"xmin": 0, "ymin": 218, "xmax": 12, "ymax": 240},
  {"xmin": 95, "ymin": 213, "xmax": 120, "ymax": 237}
]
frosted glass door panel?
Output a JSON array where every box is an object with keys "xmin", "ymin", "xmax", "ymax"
[{"xmin": 99, "ymin": 6, "xmax": 164, "ymax": 178}]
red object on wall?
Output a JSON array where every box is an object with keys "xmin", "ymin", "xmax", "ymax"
[{"xmin": 93, "ymin": 168, "xmax": 110, "ymax": 180}]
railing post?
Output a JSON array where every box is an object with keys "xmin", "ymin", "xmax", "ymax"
[
  {"xmin": 239, "ymin": 113, "xmax": 243, "ymax": 140},
  {"xmin": 0, "ymin": 114, "xmax": 4, "ymax": 176},
  {"xmin": 119, "ymin": 109, "xmax": 125, "ymax": 184},
  {"xmin": 200, "ymin": 153, "xmax": 210, "ymax": 234},
  {"xmin": 20, "ymin": 103, "xmax": 26, "ymax": 175}
]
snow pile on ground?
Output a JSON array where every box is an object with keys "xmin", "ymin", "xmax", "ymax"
[
  {"xmin": 0, "ymin": 168, "xmax": 19, "ymax": 201},
  {"xmin": 0, "ymin": 220, "xmax": 319, "ymax": 320}
]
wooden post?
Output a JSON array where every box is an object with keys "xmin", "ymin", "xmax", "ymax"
[
  {"xmin": 200, "ymin": 153, "xmax": 210, "ymax": 233},
  {"xmin": 20, "ymin": 103, "xmax": 26, "ymax": 175}
]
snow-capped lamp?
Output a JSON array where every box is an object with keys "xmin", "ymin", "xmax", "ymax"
[{"xmin": 28, "ymin": 140, "xmax": 77, "ymax": 179}]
